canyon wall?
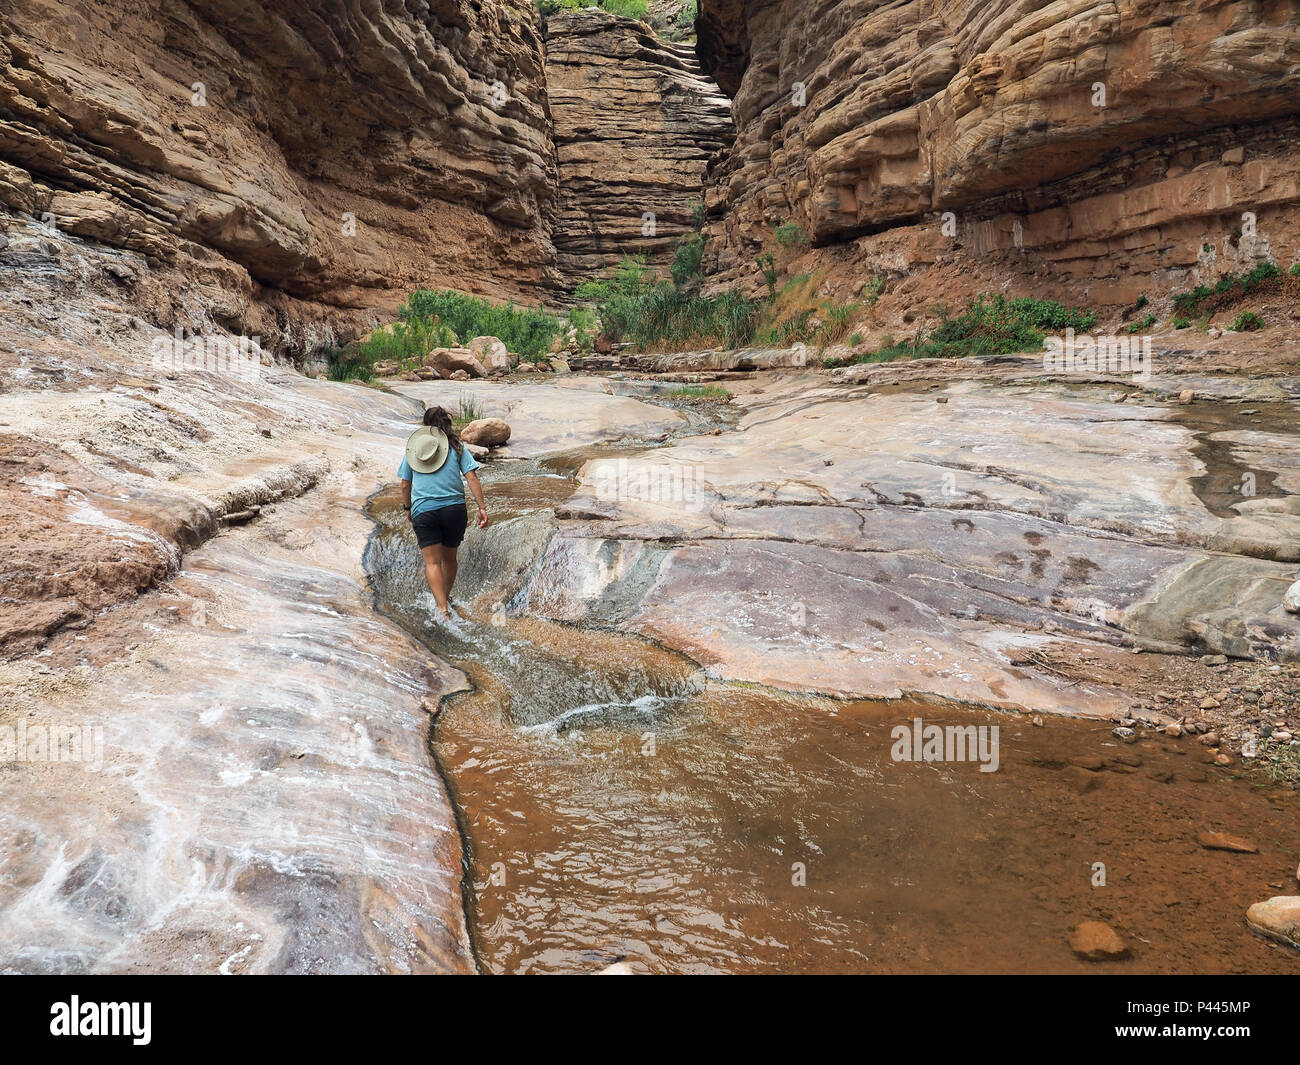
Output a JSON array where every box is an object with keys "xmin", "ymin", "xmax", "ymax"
[
  {"xmin": 0, "ymin": 0, "xmax": 558, "ymax": 353},
  {"xmin": 696, "ymin": 0, "xmax": 1300, "ymax": 308},
  {"xmin": 544, "ymin": 9, "xmax": 732, "ymax": 289}
]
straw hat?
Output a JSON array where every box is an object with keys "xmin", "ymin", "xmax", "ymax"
[{"xmin": 405, "ymin": 426, "xmax": 449, "ymax": 473}]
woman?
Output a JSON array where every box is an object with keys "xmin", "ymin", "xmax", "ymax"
[{"xmin": 398, "ymin": 406, "xmax": 488, "ymax": 619}]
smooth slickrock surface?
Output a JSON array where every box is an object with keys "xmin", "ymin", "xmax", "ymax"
[
  {"xmin": 0, "ymin": 363, "xmax": 477, "ymax": 973},
  {"xmin": 696, "ymin": 0, "xmax": 1300, "ymax": 309},
  {"xmin": 517, "ymin": 373, "xmax": 1300, "ymax": 714},
  {"xmin": 544, "ymin": 9, "xmax": 732, "ymax": 288}
]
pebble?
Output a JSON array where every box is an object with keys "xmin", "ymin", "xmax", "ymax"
[
  {"xmin": 1196, "ymin": 830, "xmax": 1258, "ymax": 853},
  {"xmin": 1112, "ymin": 726, "xmax": 1137, "ymax": 743},
  {"xmin": 1069, "ymin": 921, "xmax": 1130, "ymax": 960}
]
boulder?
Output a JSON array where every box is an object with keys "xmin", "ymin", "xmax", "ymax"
[
  {"xmin": 448, "ymin": 369, "xmax": 471, "ymax": 381},
  {"xmin": 423, "ymin": 346, "xmax": 486, "ymax": 379},
  {"xmin": 515, "ymin": 361, "xmax": 537, "ymax": 373},
  {"xmin": 467, "ymin": 335, "xmax": 511, "ymax": 375},
  {"xmin": 460, "ymin": 418, "xmax": 511, "ymax": 448},
  {"xmin": 548, "ymin": 357, "xmax": 570, "ymax": 374},
  {"xmin": 1245, "ymin": 896, "xmax": 1300, "ymax": 950}
]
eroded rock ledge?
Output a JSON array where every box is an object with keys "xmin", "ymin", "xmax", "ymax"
[
  {"xmin": 696, "ymin": 0, "xmax": 1300, "ymax": 307},
  {"xmin": 0, "ymin": 0, "xmax": 558, "ymax": 351}
]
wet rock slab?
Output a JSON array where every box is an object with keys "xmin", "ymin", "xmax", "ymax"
[{"xmin": 521, "ymin": 375, "xmax": 1300, "ymax": 713}]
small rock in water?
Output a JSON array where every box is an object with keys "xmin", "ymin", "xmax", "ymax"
[
  {"xmin": 1198, "ymin": 731, "xmax": 1219, "ymax": 747},
  {"xmin": 1214, "ymin": 752, "xmax": 1233, "ymax": 766},
  {"xmin": 1178, "ymin": 388, "xmax": 1195, "ymax": 404},
  {"xmin": 1196, "ymin": 830, "xmax": 1258, "ymax": 853},
  {"xmin": 1069, "ymin": 921, "xmax": 1130, "ymax": 960},
  {"xmin": 1112, "ymin": 726, "xmax": 1137, "ymax": 743},
  {"xmin": 1244, "ymin": 897, "xmax": 1300, "ymax": 951}
]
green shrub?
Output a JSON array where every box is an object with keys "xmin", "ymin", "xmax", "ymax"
[
  {"xmin": 670, "ymin": 232, "xmax": 705, "ymax": 287},
  {"xmin": 325, "ymin": 348, "xmax": 374, "ymax": 382},
  {"xmin": 755, "ymin": 252, "xmax": 778, "ymax": 299},
  {"xmin": 1173, "ymin": 262, "xmax": 1283, "ymax": 316},
  {"xmin": 849, "ymin": 332, "xmax": 863, "ymax": 347},
  {"xmin": 842, "ymin": 294, "xmax": 1096, "ymax": 365},
  {"xmin": 1135, "ymin": 294, "xmax": 1149, "ymax": 309},
  {"xmin": 1172, "ymin": 315, "xmax": 1191, "ymax": 329},
  {"xmin": 1290, "ymin": 263, "xmax": 1300, "ymax": 277},
  {"xmin": 862, "ymin": 276, "xmax": 886, "ymax": 304},
  {"xmin": 1231, "ymin": 310, "xmax": 1265, "ymax": 331},
  {"xmin": 400, "ymin": 289, "xmax": 562, "ymax": 361},
  {"xmin": 579, "ymin": 255, "xmax": 760, "ymax": 351},
  {"xmin": 774, "ymin": 220, "xmax": 809, "ymax": 250},
  {"xmin": 1127, "ymin": 314, "xmax": 1156, "ymax": 334}
]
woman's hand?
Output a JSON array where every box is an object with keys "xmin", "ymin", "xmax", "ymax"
[{"xmin": 477, "ymin": 505, "xmax": 489, "ymax": 529}]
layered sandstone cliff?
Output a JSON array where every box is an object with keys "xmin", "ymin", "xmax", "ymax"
[
  {"xmin": 0, "ymin": 0, "xmax": 558, "ymax": 353},
  {"xmin": 696, "ymin": 0, "xmax": 1300, "ymax": 308},
  {"xmin": 544, "ymin": 9, "xmax": 732, "ymax": 288}
]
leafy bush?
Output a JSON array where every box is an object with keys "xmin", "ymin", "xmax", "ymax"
[
  {"xmin": 670, "ymin": 232, "xmax": 705, "ymax": 287},
  {"xmin": 774, "ymin": 221, "xmax": 808, "ymax": 250},
  {"xmin": 1127, "ymin": 314, "xmax": 1157, "ymax": 334},
  {"xmin": 325, "ymin": 348, "xmax": 374, "ymax": 382},
  {"xmin": 1290, "ymin": 263, "xmax": 1300, "ymax": 277},
  {"xmin": 1172, "ymin": 315, "xmax": 1191, "ymax": 329},
  {"xmin": 1135, "ymin": 294, "xmax": 1149, "ymax": 309},
  {"xmin": 862, "ymin": 276, "xmax": 886, "ymax": 304},
  {"xmin": 1173, "ymin": 262, "xmax": 1283, "ymax": 316},
  {"xmin": 355, "ymin": 318, "xmax": 457, "ymax": 365},
  {"xmin": 1231, "ymin": 310, "xmax": 1265, "ymax": 331},
  {"xmin": 833, "ymin": 294, "xmax": 1096, "ymax": 365},
  {"xmin": 400, "ymin": 289, "xmax": 562, "ymax": 361}
]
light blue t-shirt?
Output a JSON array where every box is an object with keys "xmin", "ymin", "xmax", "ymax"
[{"xmin": 398, "ymin": 444, "xmax": 480, "ymax": 517}]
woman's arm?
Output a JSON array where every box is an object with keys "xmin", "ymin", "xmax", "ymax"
[
  {"xmin": 465, "ymin": 470, "xmax": 488, "ymax": 528},
  {"xmin": 400, "ymin": 478, "xmax": 412, "ymax": 520}
]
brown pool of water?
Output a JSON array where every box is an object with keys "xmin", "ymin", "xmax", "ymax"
[{"xmin": 434, "ymin": 615, "xmax": 1300, "ymax": 975}]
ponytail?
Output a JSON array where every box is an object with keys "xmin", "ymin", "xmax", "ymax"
[{"xmin": 422, "ymin": 405, "xmax": 463, "ymax": 455}]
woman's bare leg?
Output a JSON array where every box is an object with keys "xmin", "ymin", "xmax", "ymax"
[
  {"xmin": 440, "ymin": 545, "xmax": 459, "ymax": 602},
  {"xmin": 421, "ymin": 544, "xmax": 450, "ymax": 616}
]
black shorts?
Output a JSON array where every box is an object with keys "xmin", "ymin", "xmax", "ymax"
[{"xmin": 411, "ymin": 503, "xmax": 468, "ymax": 549}]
